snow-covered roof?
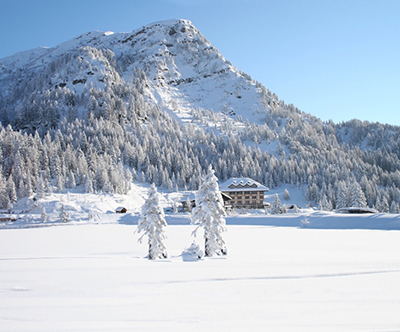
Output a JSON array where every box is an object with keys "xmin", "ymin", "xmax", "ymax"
[
  {"xmin": 180, "ymin": 193, "xmax": 196, "ymax": 202},
  {"xmin": 219, "ymin": 178, "xmax": 269, "ymax": 192}
]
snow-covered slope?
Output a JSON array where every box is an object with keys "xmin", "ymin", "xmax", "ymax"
[
  {"xmin": 0, "ymin": 19, "xmax": 275, "ymax": 126},
  {"xmin": 2, "ymin": 18, "xmax": 400, "ymax": 216}
]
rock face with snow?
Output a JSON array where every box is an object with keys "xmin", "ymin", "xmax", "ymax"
[{"xmin": 0, "ymin": 19, "xmax": 275, "ymax": 129}]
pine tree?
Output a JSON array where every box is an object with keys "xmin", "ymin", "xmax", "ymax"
[
  {"xmin": 0, "ymin": 170, "xmax": 8, "ymax": 209},
  {"xmin": 59, "ymin": 203, "xmax": 68, "ymax": 223},
  {"xmin": 283, "ymin": 188, "xmax": 290, "ymax": 200},
  {"xmin": 36, "ymin": 175, "xmax": 45, "ymax": 199},
  {"xmin": 336, "ymin": 181, "xmax": 348, "ymax": 209},
  {"xmin": 41, "ymin": 206, "xmax": 47, "ymax": 223},
  {"xmin": 319, "ymin": 194, "xmax": 332, "ymax": 211},
  {"xmin": 389, "ymin": 201, "xmax": 399, "ymax": 214},
  {"xmin": 271, "ymin": 193, "xmax": 282, "ymax": 215},
  {"xmin": 137, "ymin": 183, "xmax": 168, "ymax": 260},
  {"xmin": 191, "ymin": 165, "xmax": 227, "ymax": 257},
  {"xmin": 348, "ymin": 182, "xmax": 367, "ymax": 208},
  {"xmin": 381, "ymin": 196, "xmax": 390, "ymax": 213},
  {"xmin": 6, "ymin": 176, "xmax": 17, "ymax": 204},
  {"xmin": 375, "ymin": 196, "xmax": 382, "ymax": 212},
  {"xmin": 56, "ymin": 175, "xmax": 64, "ymax": 193},
  {"xmin": 124, "ymin": 168, "xmax": 133, "ymax": 193}
]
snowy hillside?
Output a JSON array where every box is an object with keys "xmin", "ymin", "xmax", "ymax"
[{"xmin": 1, "ymin": 18, "xmax": 400, "ymax": 216}]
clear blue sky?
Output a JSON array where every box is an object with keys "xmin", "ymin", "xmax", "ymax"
[{"xmin": 1, "ymin": 0, "xmax": 399, "ymax": 126}]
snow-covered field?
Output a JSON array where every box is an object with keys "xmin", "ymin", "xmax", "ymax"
[{"xmin": 1, "ymin": 220, "xmax": 400, "ymax": 331}]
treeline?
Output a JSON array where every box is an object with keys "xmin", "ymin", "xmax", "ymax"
[{"xmin": 1, "ymin": 94, "xmax": 400, "ymax": 213}]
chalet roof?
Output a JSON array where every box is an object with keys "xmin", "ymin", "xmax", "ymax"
[{"xmin": 219, "ymin": 178, "xmax": 269, "ymax": 192}]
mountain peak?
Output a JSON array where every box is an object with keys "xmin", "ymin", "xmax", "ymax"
[
  {"xmin": 0, "ymin": 18, "xmax": 272, "ymax": 127},
  {"xmin": 144, "ymin": 18, "xmax": 194, "ymax": 28}
]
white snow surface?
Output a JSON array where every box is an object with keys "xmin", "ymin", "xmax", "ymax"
[{"xmin": 1, "ymin": 222, "xmax": 400, "ymax": 331}]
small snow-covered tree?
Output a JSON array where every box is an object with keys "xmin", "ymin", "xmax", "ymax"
[
  {"xmin": 59, "ymin": 203, "xmax": 68, "ymax": 223},
  {"xmin": 185, "ymin": 197, "xmax": 192, "ymax": 212},
  {"xmin": 36, "ymin": 175, "xmax": 45, "ymax": 199},
  {"xmin": 137, "ymin": 183, "xmax": 168, "ymax": 260},
  {"xmin": 191, "ymin": 166, "xmax": 227, "ymax": 257},
  {"xmin": 389, "ymin": 201, "xmax": 399, "ymax": 214},
  {"xmin": 381, "ymin": 196, "xmax": 390, "ymax": 213},
  {"xmin": 283, "ymin": 188, "xmax": 290, "ymax": 200},
  {"xmin": 7, "ymin": 176, "xmax": 17, "ymax": 204},
  {"xmin": 172, "ymin": 198, "xmax": 178, "ymax": 213},
  {"xmin": 336, "ymin": 181, "xmax": 348, "ymax": 209},
  {"xmin": 41, "ymin": 206, "xmax": 47, "ymax": 223},
  {"xmin": 84, "ymin": 175, "xmax": 93, "ymax": 194},
  {"xmin": 0, "ymin": 171, "xmax": 8, "ymax": 209},
  {"xmin": 271, "ymin": 193, "xmax": 282, "ymax": 215},
  {"xmin": 301, "ymin": 217, "xmax": 310, "ymax": 228},
  {"xmin": 319, "ymin": 194, "xmax": 332, "ymax": 211},
  {"xmin": 56, "ymin": 175, "xmax": 64, "ymax": 193}
]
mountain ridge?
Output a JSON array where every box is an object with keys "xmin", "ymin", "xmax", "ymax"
[{"xmin": 0, "ymin": 19, "xmax": 282, "ymax": 129}]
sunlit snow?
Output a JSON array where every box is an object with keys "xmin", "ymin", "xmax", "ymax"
[{"xmin": 1, "ymin": 222, "xmax": 400, "ymax": 331}]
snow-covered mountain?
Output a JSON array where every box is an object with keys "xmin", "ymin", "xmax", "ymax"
[
  {"xmin": 0, "ymin": 19, "xmax": 278, "ymax": 129},
  {"xmin": 1, "ymin": 19, "xmax": 400, "ymax": 214}
]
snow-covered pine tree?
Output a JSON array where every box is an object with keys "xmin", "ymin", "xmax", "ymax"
[
  {"xmin": 0, "ymin": 170, "xmax": 8, "ymax": 209},
  {"xmin": 336, "ymin": 181, "xmax": 348, "ymax": 209},
  {"xmin": 185, "ymin": 197, "xmax": 192, "ymax": 212},
  {"xmin": 41, "ymin": 206, "xmax": 47, "ymax": 223},
  {"xmin": 137, "ymin": 183, "xmax": 168, "ymax": 260},
  {"xmin": 36, "ymin": 175, "xmax": 45, "ymax": 199},
  {"xmin": 191, "ymin": 165, "xmax": 227, "ymax": 257},
  {"xmin": 59, "ymin": 203, "xmax": 68, "ymax": 223},
  {"xmin": 374, "ymin": 195, "xmax": 382, "ymax": 212},
  {"xmin": 348, "ymin": 182, "xmax": 367, "ymax": 208},
  {"xmin": 283, "ymin": 188, "xmax": 290, "ymax": 200},
  {"xmin": 271, "ymin": 193, "xmax": 282, "ymax": 215},
  {"xmin": 390, "ymin": 201, "xmax": 400, "ymax": 214},
  {"xmin": 6, "ymin": 176, "xmax": 17, "ymax": 204},
  {"xmin": 319, "ymin": 194, "xmax": 332, "ymax": 211},
  {"xmin": 381, "ymin": 196, "xmax": 390, "ymax": 213}
]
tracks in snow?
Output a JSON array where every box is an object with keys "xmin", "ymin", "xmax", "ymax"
[{"xmin": 164, "ymin": 269, "xmax": 400, "ymax": 284}]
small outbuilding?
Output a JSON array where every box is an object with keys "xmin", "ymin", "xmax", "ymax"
[
  {"xmin": 0, "ymin": 214, "xmax": 17, "ymax": 222},
  {"xmin": 115, "ymin": 207, "xmax": 127, "ymax": 213},
  {"xmin": 336, "ymin": 207, "xmax": 378, "ymax": 214}
]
